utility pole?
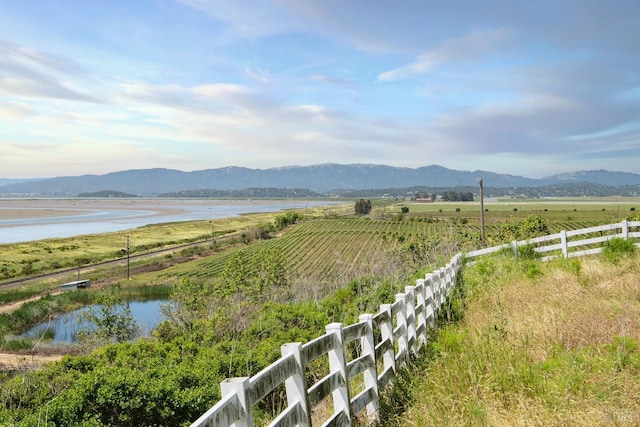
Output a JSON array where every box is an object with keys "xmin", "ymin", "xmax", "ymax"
[
  {"xmin": 478, "ymin": 178, "xmax": 485, "ymax": 245},
  {"xmin": 211, "ymin": 221, "xmax": 216, "ymax": 250},
  {"xmin": 126, "ymin": 234, "xmax": 131, "ymax": 280}
]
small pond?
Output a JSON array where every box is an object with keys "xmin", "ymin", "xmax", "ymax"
[{"xmin": 20, "ymin": 299, "xmax": 170, "ymax": 343}]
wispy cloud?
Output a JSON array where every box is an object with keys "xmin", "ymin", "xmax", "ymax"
[
  {"xmin": 377, "ymin": 28, "xmax": 512, "ymax": 82},
  {"xmin": 310, "ymin": 74, "xmax": 354, "ymax": 86},
  {"xmin": 0, "ymin": 39, "xmax": 101, "ymax": 102}
]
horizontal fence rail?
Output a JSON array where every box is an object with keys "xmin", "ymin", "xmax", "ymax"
[
  {"xmin": 466, "ymin": 220, "xmax": 640, "ymax": 261},
  {"xmin": 191, "ymin": 255, "xmax": 463, "ymax": 427}
]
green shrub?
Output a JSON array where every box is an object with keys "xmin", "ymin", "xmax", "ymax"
[
  {"xmin": 2, "ymin": 337, "xmax": 33, "ymax": 350},
  {"xmin": 517, "ymin": 243, "xmax": 540, "ymax": 260},
  {"xmin": 497, "ymin": 215, "xmax": 549, "ymax": 242},
  {"xmin": 601, "ymin": 237, "xmax": 636, "ymax": 264}
]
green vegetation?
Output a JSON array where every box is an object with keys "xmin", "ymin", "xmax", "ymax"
[
  {"xmin": 354, "ymin": 198, "xmax": 372, "ymax": 215},
  {"xmin": 159, "ymin": 187, "xmax": 321, "ymax": 197},
  {"xmin": 601, "ymin": 237, "xmax": 637, "ymax": 264},
  {"xmin": 387, "ymin": 253, "xmax": 640, "ymax": 426},
  {"xmin": 77, "ymin": 190, "xmax": 137, "ymax": 197}
]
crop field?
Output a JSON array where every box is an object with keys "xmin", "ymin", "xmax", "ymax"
[{"xmin": 150, "ymin": 198, "xmax": 637, "ymax": 286}]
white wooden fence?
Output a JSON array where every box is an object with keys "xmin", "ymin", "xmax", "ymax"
[
  {"xmin": 191, "ymin": 220, "xmax": 640, "ymax": 427},
  {"xmin": 191, "ymin": 254, "xmax": 463, "ymax": 427},
  {"xmin": 465, "ymin": 220, "xmax": 640, "ymax": 261}
]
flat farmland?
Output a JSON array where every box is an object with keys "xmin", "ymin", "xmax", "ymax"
[
  {"xmin": 148, "ymin": 198, "xmax": 639, "ymax": 286},
  {"xmin": 394, "ymin": 198, "xmax": 640, "ymax": 224}
]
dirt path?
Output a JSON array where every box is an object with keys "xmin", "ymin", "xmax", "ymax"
[
  {"xmin": 0, "ymin": 352, "xmax": 63, "ymax": 369},
  {"xmin": 0, "ymin": 291, "xmax": 63, "ymax": 315}
]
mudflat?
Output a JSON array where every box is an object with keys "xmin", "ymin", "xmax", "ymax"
[{"xmin": 0, "ymin": 198, "xmax": 287, "ymax": 222}]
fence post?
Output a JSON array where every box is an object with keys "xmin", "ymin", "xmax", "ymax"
[
  {"xmin": 281, "ymin": 343, "xmax": 311, "ymax": 426},
  {"xmin": 325, "ymin": 322, "xmax": 351, "ymax": 423},
  {"xmin": 622, "ymin": 220, "xmax": 629, "ymax": 239},
  {"xmin": 395, "ymin": 293, "xmax": 408, "ymax": 362},
  {"xmin": 511, "ymin": 240, "xmax": 518, "ymax": 258},
  {"xmin": 415, "ymin": 279, "xmax": 427, "ymax": 346},
  {"xmin": 561, "ymin": 230, "xmax": 568, "ymax": 258},
  {"xmin": 220, "ymin": 377, "xmax": 251, "ymax": 427},
  {"xmin": 379, "ymin": 304, "xmax": 396, "ymax": 375},
  {"xmin": 425, "ymin": 274, "xmax": 435, "ymax": 329},
  {"xmin": 404, "ymin": 286, "xmax": 417, "ymax": 355},
  {"xmin": 358, "ymin": 314, "xmax": 379, "ymax": 425},
  {"xmin": 453, "ymin": 254, "xmax": 461, "ymax": 282},
  {"xmin": 437, "ymin": 269, "xmax": 446, "ymax": 307},
  {"xmin": 445, "ymin": 263, "xmax": 453, "ymax": 295}
]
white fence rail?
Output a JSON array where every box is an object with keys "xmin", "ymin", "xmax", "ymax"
[
  {"xmin": 466, "ymin": 220, "xmax": 640, "ymax": 261},
  {"xmin": 191, "ymin": 255, "xmax": 463, "ymax": 427}
]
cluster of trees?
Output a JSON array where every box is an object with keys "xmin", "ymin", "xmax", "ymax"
[
  {"xmin": 160, "ymin": 188, "xmax": 321, "ymax": 198},
  {"xmin": 440, "ymin": 191, "xmax": 474, "ymax": 201}
]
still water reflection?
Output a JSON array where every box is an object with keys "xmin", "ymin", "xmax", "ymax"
[{"xmin": 21, "ymin": 299, "xmax": 169, "ymax": 343}]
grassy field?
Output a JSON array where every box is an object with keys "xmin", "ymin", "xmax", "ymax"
[
  {"xmin": 389, "ymin": 197, "xmax": 640, "ymax": 224},
  {"xmin": 388, "ymin": 252, "xmax": 640, "ymax": 426}
]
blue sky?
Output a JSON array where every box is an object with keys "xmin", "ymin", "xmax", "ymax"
[{"xmin": 1, "ymin": 0, "xmax": 639, "ymax": 179}]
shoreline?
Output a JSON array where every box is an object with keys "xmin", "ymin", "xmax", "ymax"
[
  {"xmin": 0, "ymin": 198, "xmax": 341, "ymax": 244},
  {"xmin": 0, "ymin": 198, "xmax": 304, "ymax": 221}
]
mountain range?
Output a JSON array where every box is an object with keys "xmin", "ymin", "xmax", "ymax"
[{"xmin": 1, "ymin": 164, "xmax": 639, "ymax": 197}]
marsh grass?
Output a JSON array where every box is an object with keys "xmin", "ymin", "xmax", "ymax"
[{"xmin": 389, "ymin": 253, "xmax": 640, "ymax": 426}]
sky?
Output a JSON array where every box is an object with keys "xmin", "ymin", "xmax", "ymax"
[{"xmin": 1, "ymin": 0, "xmax": 639, "ymax": 179}]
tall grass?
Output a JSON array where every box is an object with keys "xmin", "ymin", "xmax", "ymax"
[{"xmin": 388, "ymin": 253, "xmax": 640, "ymax": 426}]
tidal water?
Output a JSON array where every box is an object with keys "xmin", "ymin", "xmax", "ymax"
[{"xmin": 0, "ymin": 200, "xmax": 336, "ymax": 243}]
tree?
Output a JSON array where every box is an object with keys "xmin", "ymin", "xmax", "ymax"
[
  {"xmin": 76, "ymin": 294, "xmax": 139, "ymax": 346},
  {"xmin": 254, "ymin": 247, "xmax": 290, "ymax": 303},
  {"xmin": 354, "ymin": 198, "xmax": 372, "ymax": 215},
  {"xmin": 217, "ymin": 250, "xmax": 250, "ymax": 296},
  {"xmin": 162, "ymin": 277, "xmax": 214, "ymax": 334}
]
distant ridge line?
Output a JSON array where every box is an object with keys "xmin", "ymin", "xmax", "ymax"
[{"xmin": 0, "ymin": 164, "xmax": 639, "ymax": 197}]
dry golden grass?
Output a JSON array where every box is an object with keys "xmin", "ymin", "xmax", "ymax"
[{"xmin": 394, "ymin": 253, "xmax": 640, "ymax": 426}]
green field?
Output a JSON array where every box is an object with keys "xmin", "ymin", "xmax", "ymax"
[
  {"xmin": 3, "ymin": 197, "xmax": 636, "ymax": 291},
  {"xmin": 137, "ymin": 198, "xmax": 639, "ymax": 288}
]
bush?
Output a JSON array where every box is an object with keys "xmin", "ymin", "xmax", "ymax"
[
  {"xmin": 601, "ymin": 238, "xmax": 636, "ymax": 264},
  {"xmin": 517, "ymin": 243, "xmax": 540, "ymax": 260},
  {"xmin": 497, "ymin": 215, "xmax": 549, "ymax": 242},
  {"xmin": 354, "ymin": 199, "xmax": 372, "ymax": 215}
]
